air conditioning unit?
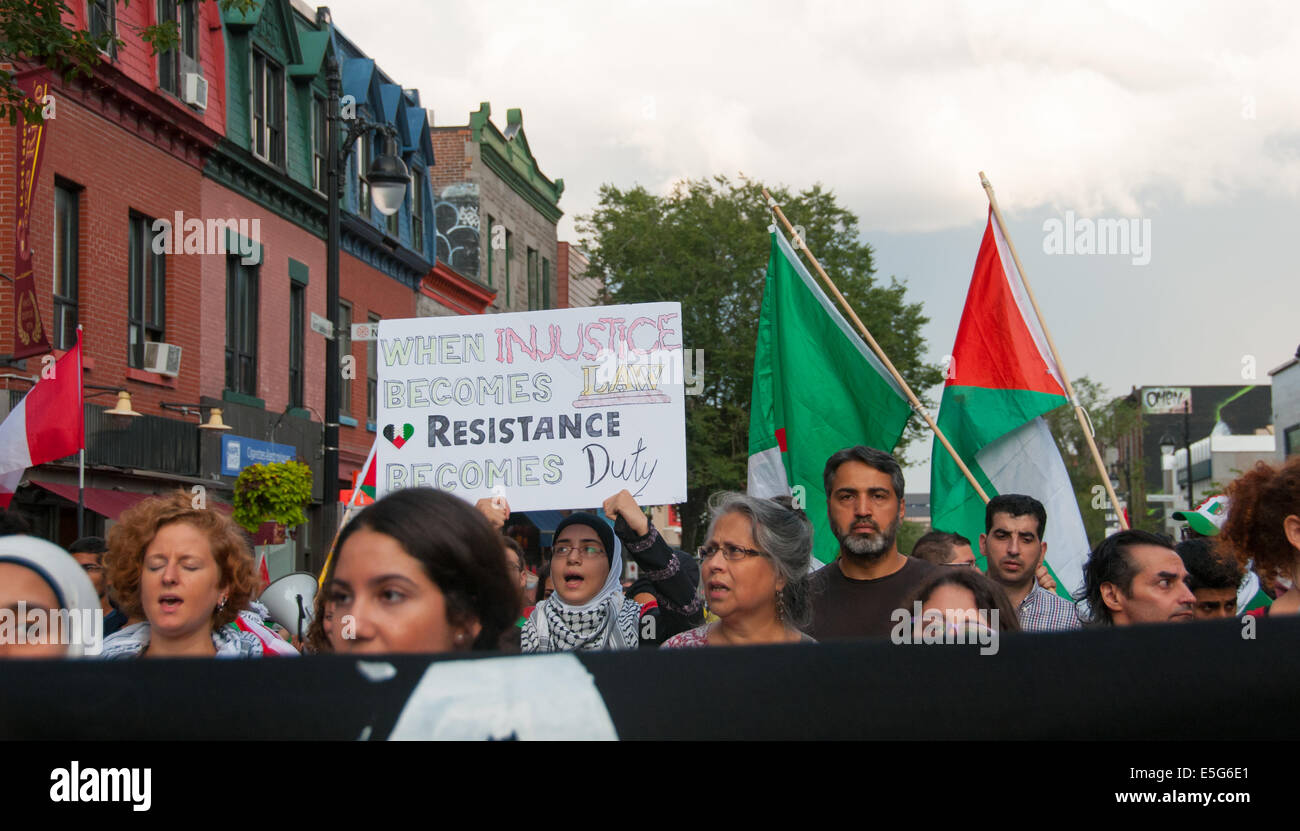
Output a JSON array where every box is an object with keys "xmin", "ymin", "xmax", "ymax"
[
  {"xmin": 182, "ymin": 73, "xmax": 208, "ymax": 110},
  {"xmin": 143, "ymin": 342, "xmax": 182, "ymax": 377}
]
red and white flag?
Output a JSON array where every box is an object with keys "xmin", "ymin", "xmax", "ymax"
[{"xmin": 0, "ymin": 332, "xmax": 84, "ymax": 506}]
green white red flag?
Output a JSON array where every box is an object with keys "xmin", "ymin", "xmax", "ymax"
[
  {"xmin": 748, "ymin": 228, "xmax": 912, "ymax": 564},
  {"xmin": 930, "ymin": 209, "xmax": 1090, "ymax": 598}
]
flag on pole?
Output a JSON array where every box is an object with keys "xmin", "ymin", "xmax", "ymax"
[
  {"xmin": 0, "ymin": 330, "xmax": 84, "ymax": 505},
  {"xmin": 748, "ymin": 229, "xmax": 913, "ymax": 564},
  {"xmin": 930, "ymin": 210, "xmax": 1089, "ymax": 597},
  {"xmin": 319, "ymin": 439, "xmax": 377, "ymax": 588}
]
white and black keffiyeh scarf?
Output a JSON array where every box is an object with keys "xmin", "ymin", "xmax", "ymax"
[{"xmin": 521, "ymin": 537, "xmax": 639, "ymax": 653}]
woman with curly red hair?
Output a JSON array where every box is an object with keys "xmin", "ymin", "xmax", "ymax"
[
  {"xmin": 1218, "ymin": 456, "xmax": 1300, "ymax": 616},
  {"xmin": 100, "ymin": 492, "xmax": 265, "ymax": 658}
]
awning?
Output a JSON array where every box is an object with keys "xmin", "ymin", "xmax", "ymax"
[
  {"xmin": 524, "ymin": 509, "xmax": 614, "ymax": 547},
  {"xmin": 33, "ymin": 480, "xmax": 237, "ymax": 516},
  {"xmin": 32, "ymin": 481, "xmax": 157, "ymax": 521}
]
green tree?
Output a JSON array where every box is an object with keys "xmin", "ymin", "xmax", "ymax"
[
  {"xmin": 578, "ymin": 176, "xmax": 942, "ymax": 549},
  {"xmin": 1043, "ymin": 377, "xmax": 1147, "ymax": 546},
  {"xmin": 1, "ymin": 0, "xmax": 255, "ymax": 125}
]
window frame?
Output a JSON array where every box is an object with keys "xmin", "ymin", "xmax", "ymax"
[
  {"xmin": 249, "ymin": 48, "xmax": 286, "ymax": 168},
  {"xmin": 356, "ymin": 131, "xmax": 372, "ymax": 219},
  {"xmin": 311, "ymin": 93, "xmax": 327, "ymax": 195},
  {"xmin": 338, "ymin": 300, "xmax": 353, "ymax": 417},
  {"xmin": 225, "ymin": 257, "xmax": 259, "ymax": 396},
  {"xmin": 410, "ymin": 168, "xmax": 424, "ymax": 249},
  {"xmin": 289, "ymin": 282, "xmax": 305, "ymax": 410},
  {"xmin": 366, "ymin": 312, "xmax": 381, "ymax": 423},
  {"xmin": 127, "ymin": 213, "xmax": 166, "ymax": 369},
  {"xmin": 527, "ymin": 247, "xmax": 539, "ymax": 310},
  {"xmin": 52, "ymin": 183, "xmax": 80, "ymax": 351},
  {"xmin": 88, "ymin": 0, "xmax": 117, "ymax": 58}
]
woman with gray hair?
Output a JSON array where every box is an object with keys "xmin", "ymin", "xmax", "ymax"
[{"xmin": 662, "ymin": 492, "xmax": 815, "ymax": 647}]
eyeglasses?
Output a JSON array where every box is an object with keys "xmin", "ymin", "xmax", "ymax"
[
  {"xmin": 697, "ymin": 542, "xmax": 764, "ymax": 562},
  {"xmin": 552, "ymin": 544, "xmax": 605, "ymax": 561}
]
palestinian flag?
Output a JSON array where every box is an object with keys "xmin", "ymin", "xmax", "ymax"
[
  {"xmin": 930, "ymin": 209, "xmax": 1089, "ymax": 598},
  {"xmin": 748, "ymin": 228, "xmax": 912, "ymax": 564}
]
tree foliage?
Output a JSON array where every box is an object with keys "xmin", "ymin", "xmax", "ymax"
[
  {"xmin": 578, "ymin": 176, "xmax": 942, "ymax": 549},
  {"xmin": 1, "ymin": 0, "xmax": 256, "ymax": 125}
]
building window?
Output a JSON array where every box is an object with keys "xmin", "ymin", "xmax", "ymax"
[
  {"xmin": 289, "ymin": 283, "xmax": 305, "ymax": 409},
  {"xmin": 356, "ymin": 131, "xmax": 371, "ymax": 219},
  {"xmin": 542, "ymin": 257, "xmax": 551, "ymax": 310},
  {"xmin": 485, "ymin": 215, "xmax": 495, "ymax": 288},
  {"xmin": 1286, "ymin": 423, "xmax": 1300, "ymax": 458},
  {"xmin": 338, "ymin": 301, "xmax": 352, "ymax": 416},
  {"xmin": 409, "ymin": 168, "xmax": 424, "ymax": 247},
  {"xmin": 89, "ymin": 0, "xmax": 116, "ymax": 56},
  {"xmin": 250, "ymin": 49, "xmax": 285, "ymax": 167},
  {"xmin": 505, "ymin": 229, "xmax": 513, "ymax": 307},
  {"xmin": 52, "ymin": 183, "xmax": 79, "ymax": 350},
  {"xmin": 527, "ymin": 247, "xmax": 539, "ymax": 310},
  {"xmin": 312, "ymin": 94, "xmax": 327, "ymax": 194},
  {"xmin": 226, "ymin": 257, "xmax": 258, "ymax": 395},
  {"xmin": 127, "ymin": 214, "xmax": 166, "ymax": 369},
  {"xmin": 157, "ymin": 0, "xmax": 198, "ymax": 95},
  {"xmin": 366, "ymin": 312, "xmax": 381, "ymax": 423}
]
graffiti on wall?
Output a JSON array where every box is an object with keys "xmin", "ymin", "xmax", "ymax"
[{"xmin": 435, "ymin": 182, "xmax": 481, "ymax": 279}]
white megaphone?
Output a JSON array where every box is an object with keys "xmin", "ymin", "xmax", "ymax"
[{"xmin": 259, "ymin": 572, "xmax": 318, "ymax": 641}]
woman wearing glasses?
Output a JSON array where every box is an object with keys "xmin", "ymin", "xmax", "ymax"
[
  {"xmin": 663, "ymin": 492, "xmax": 816, "ymax": 648},
  {"xmin": 521, "ymin": 512, "xmax": 642, "ymax": 652}
]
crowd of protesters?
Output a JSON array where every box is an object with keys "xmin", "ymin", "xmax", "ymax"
[{"xmin": 0, "ymin": 444, "xmax": 1297, "ymax": 659}]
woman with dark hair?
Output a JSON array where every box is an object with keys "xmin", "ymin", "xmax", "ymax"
[
  {"xmin": 909, "ymin": 568, "xmax": 1022, "ymax": 635},
  {"xmin": 100, "ymin": 492, "xmax": 264, "ymax": 659},
  {"xmin": 320, "ymin": 487, "xmax": 519, "ymax": 653},
  {"xmin": 662, "ymin": 493, "xmax": 814, "ymax": 648},
  {"xmin": 1219, "ymin": 456, "xmax": 1300, "ymax": 616}
]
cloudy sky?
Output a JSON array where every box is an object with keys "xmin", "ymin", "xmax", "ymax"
[{"xmin": 325, "ymin": 0, "xmax": 1300, "ymax": 484}]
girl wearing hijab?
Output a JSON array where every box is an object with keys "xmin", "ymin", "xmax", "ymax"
[
  {"xmin": 0, "ymin": 535, "xmax": 104, "ymax": 658},
  {"xmin": 521, "ymin": 513, "xmax": 641, "ymax": 652}
]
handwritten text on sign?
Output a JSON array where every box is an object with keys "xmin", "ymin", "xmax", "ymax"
[{"xmin": 376, "ymin": 304, "xmax": 688, "ymax": 510}]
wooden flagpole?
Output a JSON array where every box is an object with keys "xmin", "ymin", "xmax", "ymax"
[
  {"xmin": 978, "ymin": 172, "xmax": 1129, "ymax": 530},
  {"xmin": 762, "ymin": 188, "xmax": 990, "ymax": 504}
]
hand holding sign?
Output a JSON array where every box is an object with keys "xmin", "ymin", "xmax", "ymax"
[
  {"xmin": 602, "ymin": 489, "xmax": 650, "ymax": 538},
  {"xmin": 475, "ymin": 496, "xmax": 510, "ymax": 530}
]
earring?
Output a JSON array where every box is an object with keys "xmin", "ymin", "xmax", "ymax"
[
  {"xmin": 218, "ymin": 596, "xmax": 228, "ymax": 611},
  {"xmin": 776, "ymin": 589, "xmax": 786, "ymax": 622}
]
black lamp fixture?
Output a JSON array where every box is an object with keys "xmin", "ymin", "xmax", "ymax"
[{"xmin": 365, "ymin": 134, "xmax": 410, "ymax": 217}]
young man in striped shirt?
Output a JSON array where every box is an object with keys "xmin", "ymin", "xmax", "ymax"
[{"xmin": 980, "ymin": 494, "xmax": 1082, "ymax": 632}]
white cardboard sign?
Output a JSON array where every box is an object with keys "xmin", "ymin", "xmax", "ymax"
[{"xmin": 375, "ymin": 303, "xmax": 687, "ymax": 510}]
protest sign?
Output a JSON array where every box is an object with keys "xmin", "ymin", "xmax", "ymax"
[{"xmin": 376, "ymin": 303, "xmax": 687, "ymax": 510}]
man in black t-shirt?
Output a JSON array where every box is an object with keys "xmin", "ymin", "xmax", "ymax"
[{"xmin": 805, "ymin": 446, "xmax": 937, "ymax": 640}]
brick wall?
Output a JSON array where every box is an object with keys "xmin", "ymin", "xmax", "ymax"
[{"xmin": 3, "ymin": 94, "xmax": 205, "ymax": 416}]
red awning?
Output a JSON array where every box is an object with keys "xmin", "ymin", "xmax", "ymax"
[{"xmin": 32, "ymin": 481, "xmax": 157, "ymax": 520}]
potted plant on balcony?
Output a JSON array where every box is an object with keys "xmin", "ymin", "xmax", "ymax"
[{"xmin": 233, "ymin": 460, "xmax": 313, "ymax": 543}]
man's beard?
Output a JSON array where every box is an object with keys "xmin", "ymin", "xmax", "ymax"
[{"xmin": 836, "ymin": 516, "xmax": 901, "ymax": 562}]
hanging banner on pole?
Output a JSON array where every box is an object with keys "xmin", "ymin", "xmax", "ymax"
[
  {"xmin": 12, "ymin": 72, "xmax": 53, "ymax": 359},
  {"xmin": 376, "ymin": 303, "xmax": 688, "ymax": 510}
]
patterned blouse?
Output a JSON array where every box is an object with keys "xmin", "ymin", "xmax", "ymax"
[{"xmin": 660, "ymin": 623, "xmax": 817, "ymax": 648}]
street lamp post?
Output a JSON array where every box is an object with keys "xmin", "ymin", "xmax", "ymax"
[{"xmin": 324, "ymin": 55, "xmax": 409, "ymax": 547}]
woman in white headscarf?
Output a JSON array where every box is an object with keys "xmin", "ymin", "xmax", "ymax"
[
  {"xmin": 521, "ymin": 513, "xmax": 640, "ymax": 652},
  {"xmin": 0, "ymin": 535, "xmax": 103, "ymax": 658}
]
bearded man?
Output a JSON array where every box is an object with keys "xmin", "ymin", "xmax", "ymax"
[{"xmin": 805, "ymin": 446, "xmax": 939, "ymax": 640}]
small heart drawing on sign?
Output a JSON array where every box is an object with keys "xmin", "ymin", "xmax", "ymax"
[{"xmin": 383, "ymin": 423, "xmax": 414, "ymax": 449}]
